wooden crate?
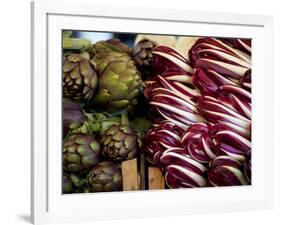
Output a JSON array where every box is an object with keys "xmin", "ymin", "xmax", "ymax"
[{"xmin": 121, "ymin": 153, "xmax": 165, "ymax": 191}]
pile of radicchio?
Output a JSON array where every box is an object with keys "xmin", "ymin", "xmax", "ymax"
[{"xmin": 143, "ymin": 37, "xmax": 251, "ymax": 188}]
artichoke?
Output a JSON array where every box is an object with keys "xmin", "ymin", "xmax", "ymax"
[
  {"xmin": 92, "ymin": 39, "xmax": 131, "ymax": 55},
  {"xmin": 63, "ymin": 173, "xmax": 90, "ymax": 194},
  {"xmin": 63, "ymin": 100, "xmax": 85, "ymax": 138},
  {"xmin": 87, "ymin": 161, "xmax": 122, "ymax": 192},
  {"xmin": 91, "ymin": 52, "xmax": 142, "ymax": 112},
  {"xmin": 70, "ymin": 173, "xmax": 90, "ymax": 193},
  {"xmin": 63, "ymin": 54, "xmax": 98, "ymax": 101},
  {"xmin": 63, "ymin": 134, "xmax": 101, "ymax": 174},
  {"xmin": 101, "ymin": 114, "xmax": 137, "ymax": 162},
  {"xmin": 62, "ymin": 173, "xmax": 74, "ymax": 194},
  {"xmin": 132, "ymin": 39, "xmax": 157, "ymax": 80}
]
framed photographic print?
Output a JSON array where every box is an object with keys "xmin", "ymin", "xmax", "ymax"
[{"xmin": 31, "ymin": 1, "xmax": 273, "ymax": 224}]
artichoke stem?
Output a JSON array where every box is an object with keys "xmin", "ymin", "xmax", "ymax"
[
  {"xmin": 121, "ymin": 112, "xmax": 129, "ymax": 126},
  {"xmin": 63, "ymin": 31, "xmax": 72, "ymax": 38},
  {"xmin": 63, "ymin": 37, "xmax": 92, "ymax": 52}
]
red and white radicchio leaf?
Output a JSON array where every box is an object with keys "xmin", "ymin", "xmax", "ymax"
[
  {"xmin": 143, "ymin": 121, "xmax": 183, "ymax": 165},
  {"xmin": 148, "ymin": 76, "xmax": 204, "ymax": 129},
  {"xmin": 189, "ymin": 38, "xmax": 251, "ymax": 80},
  {"xmin": 152, "ymin": 45, "xmax": 193, "ymax": 75},
  {"xmin": 197, "ymin": 95, "xmax": 251, "ymax": 133},
  {"xmin": 192, "ymin": 66, "xmax": 238, "ymax": 97},
  {"xmin": 241, "ymin": 69, "xmax": 251, "ymax": 90},
  {"xmin": 217, "ymin": 85, "xmax": 251, "ymax": 120},
  {"xmin": 243, "ymin": 151, "xmax": 251, "ymax": 183},
  {"xmin": 181, "ymin": 123, "xmax": 218, "ymax": 163},
  {"xmin": 160, "ymin": 147, "xmax": 207, "ymax": 188},
  {"xmin": 212, "ymin": 128, "xmax": 251, "ymax": 161},
  {"xmin": 208, "ymin": 156, "xmax": 248, "ymax": 186},
  {"xmin": 222, "ymin": 38, "xmax": 252, "ymax": 55}
]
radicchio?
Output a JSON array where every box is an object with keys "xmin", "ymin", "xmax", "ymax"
[
  {"xmin": 143, "ymin": 121, "xmax": 183, "ymax": 165},
  {"xmin": 208, "ymin": 156, "xmax": 248, "ymax": 186},
  {"xmin": 160, "ymin": 147, "xmax": 208, "ymax": 188}
]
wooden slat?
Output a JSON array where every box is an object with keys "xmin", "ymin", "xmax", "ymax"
[
  {"xmin": 121, "ymin": 158, "xmax": 139, "ymax": 191},
  {"xmin": 139, "ymin": 152, "xmax": 146, "ymax": 190},
  {"xmin": 148, "ymin": 167, "xmax": 165, "ymax": 190}
]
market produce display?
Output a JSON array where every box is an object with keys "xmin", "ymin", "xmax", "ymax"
[{"xmin": 62, "ymin": 31, "xmax": 251, "ymax": 193}]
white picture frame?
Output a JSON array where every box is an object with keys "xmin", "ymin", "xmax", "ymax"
[{"xmin": 31, "ymin": 1, "xmax": 274, "ymax": 224}]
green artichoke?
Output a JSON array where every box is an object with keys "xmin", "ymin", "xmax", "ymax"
[
  {"xmin": 90, "ymin": 52, "xmax": 142, "ymax": 112},
  {"xmin": 63, "ymin": 134, "xmax": 101, "ymax": 174},
  {"xmin": 92, "ymin": 39, "xmax": 131, "ymax": 55},
  {"xmin": 101, "ymin": 114, "xmax": 137, "ymax": 162},
  {"xmin": 87, "ymin": 161, "xmax": 122, "ymax": 192},
  {"xmin": 63, "ymin": 54, "xmax": 98, "ymax": 101}
]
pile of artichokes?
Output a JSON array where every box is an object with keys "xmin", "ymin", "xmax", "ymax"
[
  {"xmin": 62, "ymin": 31, "xmax": 252, "ymax": 193},
  {"xmin": 62, "ymin": 32, "xmax": 149, "ymax": 194}
]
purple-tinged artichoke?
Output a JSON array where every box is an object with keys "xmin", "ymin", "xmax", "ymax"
[
  {"xmin": 132, "ymin": 39, "xmax": 158, "ymax": 80},
  {"xmin": 63, "ymin": 134, "xmax": 101, "ymax": 174},
  {"xmin": 208, "ymin": 156, "xmax": 248, "ymax": 186},
  {"xmin": 63, "ymin": 54, "xmax": 98, "ymax": 101},
  {"xmin": 181, "ymin": 123, "xmax": 218, "ymax": 163},
  {"xmin": 160, "ymin": 147, "xmax": 208, "ymax": 188},
  {"xmin": 87, "ymin": 161, "xmax": 122, "ymax": 192},
  {"xmin": 152, "ymin": 45, "xmax": 193, "ymax": 75},
  {"xmin": 143, "ymin": 120, "xmax": 183, "ymax": 165},
  {"xmin": 63, "ymin": 100, "xmax": 85, "ymax": 138},
  {"xmin": 101, "ymin": 114, "xmax": 138, "ymax": 162}
]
